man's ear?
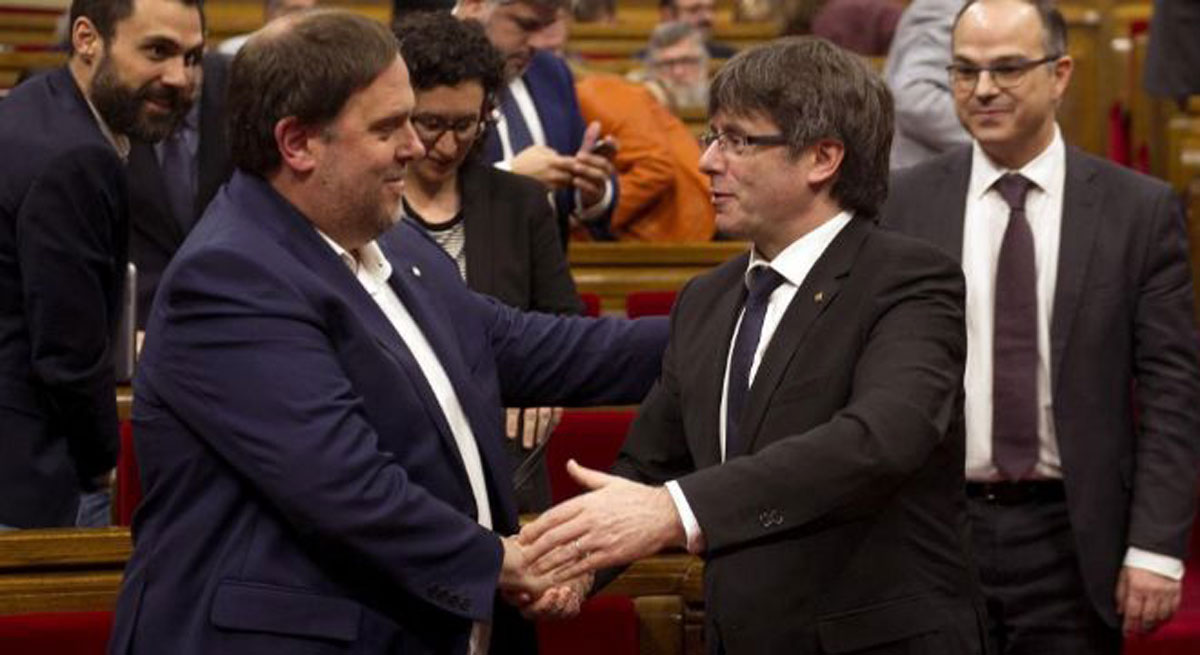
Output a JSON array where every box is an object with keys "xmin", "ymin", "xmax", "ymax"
[
  {"xmin": 274, "ymin": 116, "xmax": 319, "ymax": 174},
  {"xmin": 71, "ymin": 16, "xmax": 102, "ymax": 65},
  {"xmin": 806, "ymin": 139, "xmax": 845, "ymax": 187}
]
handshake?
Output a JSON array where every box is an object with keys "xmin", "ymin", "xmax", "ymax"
[{"xmin": 496, "ymin": 459, "xmax": 689, "ymax": 620}]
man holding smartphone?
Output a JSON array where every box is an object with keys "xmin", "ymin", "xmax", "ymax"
[{"xmin": 454, "ymin": 0, "xmax": 619, "ymax": 243}]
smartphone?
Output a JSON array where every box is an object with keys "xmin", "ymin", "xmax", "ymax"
[{"xmin": 590, "ymin": 137, "xmax": 617, "ymax": 158}]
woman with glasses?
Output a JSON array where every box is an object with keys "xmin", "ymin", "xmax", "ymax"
[{"xmin": 393, "ymin": 11, "xmax": 583, "ymax": 512}]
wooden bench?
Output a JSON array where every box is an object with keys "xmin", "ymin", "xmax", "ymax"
[
  {"xmin": 567, "ymin": 241, "xmax": 745, "ymax": 313},
  {"xmin": 0, "ymin": 528, "xmax": 707, "ymax": 655}
]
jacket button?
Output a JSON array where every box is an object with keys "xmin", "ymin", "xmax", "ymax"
[{"xmin": 758, "ymin": 511, "xmax": 771, "ymax": 527}]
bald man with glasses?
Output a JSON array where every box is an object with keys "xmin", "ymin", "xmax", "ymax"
[{"xmin": 882, "ymin": 0, "xmax": 1200, "ymax": 651}]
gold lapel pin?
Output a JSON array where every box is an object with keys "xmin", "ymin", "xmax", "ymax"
[{"xmin": 814, "ymin": 291, "xmax": 824, "ymax": 303}]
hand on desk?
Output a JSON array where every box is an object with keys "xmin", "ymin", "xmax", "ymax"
[{"xmin": 517, "ymin": 459, "xmax": 685, "ymax": 581}]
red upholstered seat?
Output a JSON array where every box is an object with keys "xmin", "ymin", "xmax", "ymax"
[
  {"xmin": 545, "ymin": 409, "xmax": 636, "ymax": 503},
  {"xmin": 579, "ymin": 292, "xmax": 601, "ymax": 318},
  {"xmin": 115, "ymin": 420, "xmax": 141, "ymax": 527},
  {"xmin": 537, "ymin": 595, "xmax": 639, "ymax": 655},
  {"xmin": 0, "ymin": 611, "xmax": 113, "ymax": 654},
  {"xmin": 625, "ymin": 291, "xmax": 676, "ymax": 319}
]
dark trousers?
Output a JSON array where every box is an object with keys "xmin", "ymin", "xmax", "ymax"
[{"xmin": 967, "ymin": 495, "xmax": 1121, "ymax": 655}]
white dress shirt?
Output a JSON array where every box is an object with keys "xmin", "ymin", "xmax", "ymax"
[
  {"xmin": 494, "ymin": 77, "xmax": 612, "ymax": 222},
  {"xmin": 665, "ymin": 211, "xmax": 854, "ymax": 552},
  {"xmin": 962, "ymin": 127, "xmax": 1181, "ymax": 579},
  {"xmin": 316, "ymin": 231, "xmax": 496, "ymax": 651}
]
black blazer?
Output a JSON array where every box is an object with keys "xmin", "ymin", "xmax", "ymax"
[
  {"xmin": 614, "ymin": 218, "xmax": 984, "ymax": 654},
  {"xmin": 458, "ymin": 161, "xmax": 584, "ymax": 316},
  {"xmin": 0, "ymin": 67, "xmax": 127, "ymax": 526},
  {"xmin": 128, "ymin": 52, "xmax": 233, "ymax": 328},
  {"xmin": 880, "ymin": 145, "xmax": 1200, "ymax": 626},
  {"xmin": 1144, "ymin": 0, "xmax": 1200, "ymax": 101}
]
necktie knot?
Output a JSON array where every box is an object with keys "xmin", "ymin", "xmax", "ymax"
[
  {"xmin": 994, "ymin": 173, "xmax": 1034, "ymax": 212},
  {"xmin": 747, "ymin": 266, "xmax": 786, "ymax": 307}
]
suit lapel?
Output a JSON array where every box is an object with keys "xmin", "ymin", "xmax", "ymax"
[
  {"xmin": 385, "ymin": 257, "xmax": 518, "ymax": 528},
  {"xmin": 694, "ymin": 258, "xmax": 751, "ymax": 468},
  {"xmin": 933, "ymin": 150, "xmax": 971, "ymax": 262},
  {"xmin": 743, "ymin": 219, "xmax": 872, "ymax": 454},
  {"xmin": 128, "ymin": 142, "xmax": 187, "ymax": 250},
  {"xmin": 244, "ymin": 176, "xmax": 478, "ymax": 492},
  {"xmin": 1049, "ymin": 148, "xmax": 1100, "ymax": 394},
  {"xmin": 459, "ymin": 163, "xmax": 497, "ymax": 295}
]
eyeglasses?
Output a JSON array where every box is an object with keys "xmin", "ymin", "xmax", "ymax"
[
  {"xmin": 946, "ymin": 55, "xmax": 1062, "ymax": 92},
  {"xmin": 650, "ymin": 55, "xmax": 705, "ymax": 71},
  {"xmin": 412, "ymin": 114, "xmax": 484, "ymax": 144},
  {"xmin": 699, "ymin": 131, "xmax": 789, "ymax": 156}
]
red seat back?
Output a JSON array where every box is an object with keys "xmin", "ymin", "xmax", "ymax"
[
  {"xmin": 625, "ymin": 291, "xmax": 676, "ymax": 318},
  {"xmin": 579, "ymin": 292, "xmax": 601, "ymax": 317},
  {"xmin": 115, "ymin": 420, "xmax": 141, "ymax": 526},
  {"xmin": 0, "ymin": 611, "xmax": 113, "ymax": 655},
  {"xmin": 545, "ymin": 409, "xmax": 636, "ymax": 503},
  {"xmin": 537, "ymin": 595, "xmax": 639, "ymax": 655}
]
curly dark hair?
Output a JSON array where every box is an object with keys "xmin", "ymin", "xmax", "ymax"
[{"xmin": 392, "ymin": 12, "xmax": 506, "ymax": 115}]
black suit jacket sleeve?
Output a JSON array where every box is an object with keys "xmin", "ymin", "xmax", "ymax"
[
  {"xmin": 525, "ymin": 190, "xmax": 584, "ymax": 314},
  {"xmin": 1129, "ymin": 188, "xmax": 1200, "ymax": 557},
  {"xmin": 18, "ymin": 145, "xmax": 125, "ymax": 483},
  {"xmin": 661, "ymin": 244, "xmax": 964, "ymax": 553}
]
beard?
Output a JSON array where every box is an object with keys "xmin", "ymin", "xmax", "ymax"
[
  {"xmin": 90, "ymin": 52, "xmax": 194, "ymax": 142},
  {"xmin": 662, "ymin": 77, "xmax": 710, "ymax": 112}
]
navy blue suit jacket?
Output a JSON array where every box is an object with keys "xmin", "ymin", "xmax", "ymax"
[
  {"xmin": 108, "ymin": 171, "xmax": 665, "ymax": 654},
  {"xmin": 482, "ymin": 51, "xmax": 616, "ymax": 243},
  {"xmin": 0, "ymin": 67, "xmax": 126, "ymax": 527}
]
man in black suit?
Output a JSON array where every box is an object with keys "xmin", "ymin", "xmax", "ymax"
[
  {"xmin": 881, "ymin": 0, "xmax": 1200, "ymax": 651},
  {"xmin": 0, "ymin": 0, "xmax": 203, "ymax": 529},
  {"xmin": 1144, "ymin": 0, "xmax": 1200, "ymax": 103},
  {"xmin": 522, "ymin": 37, "xmax": 984, "ymax": 654},
  {"xmin": 128, "ymin": 51, "xmax": 234, "ymax": 329}
]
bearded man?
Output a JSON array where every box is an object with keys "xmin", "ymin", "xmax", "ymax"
[{"xmin": 0, "ymin": 0, "xmax": 203, "ymax": 528}]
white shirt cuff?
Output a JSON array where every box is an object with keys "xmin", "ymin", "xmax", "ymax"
[
  {"xmin": 1124, "ymin": 547, "xmax": 1185, "ymax": 581},
  {"xmin": 493, "ymin": 159, "xmax": 513, "ymax": 172},
  {"xmin": 664, "ymin": 480, "xmax": 704, "ymax": 554},
  {"xmin": 572, "ymin": 177, "xmax": 613, "ymax": 224}
]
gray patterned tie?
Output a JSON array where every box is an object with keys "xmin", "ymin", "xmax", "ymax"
[{"xmin": 992, "ymin": 173, "xmax": 1038, "ymax": 480}]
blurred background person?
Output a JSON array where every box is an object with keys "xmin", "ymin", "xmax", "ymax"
[
  {"xmin": 658, "ymin": 0, "xmax": 736, "ymax": 58},
  {"xmin": 393, "ymin": 11, "xmax": 584, "ymax": 511},
  {"xmin": 535, "ymin": 6, "xmax": 716, "ymax": 241},
  {"xmin": 810, "ymin": 0, "xmax": 903, "ymax": 56},
  {"xmin": 637, "ymin": 21, "xmax": 711, "ymax": 114},
  {"xmin": 883, "ymin": 0, "xmax": 969, "ymax": 169},
  {"xmin": 455, "ymin": 0, "xmax": 618, "ymax": 245},
  {"xmin": 217, "ymin": 0, "xmax": 317, "ymax": 55}
]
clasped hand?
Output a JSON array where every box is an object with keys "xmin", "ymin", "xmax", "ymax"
[{"xmin": 499, "ymin": 534, "xmax": 591, "ymax": 620}]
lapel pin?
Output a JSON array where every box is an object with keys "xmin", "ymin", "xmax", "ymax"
[
  {"xmin": 814, "ymin": 291, "xmax": 824, "ymax": 303},
  {"xmin": 411, "ymin": 265, "xmax": 421, "ymax": 278}
]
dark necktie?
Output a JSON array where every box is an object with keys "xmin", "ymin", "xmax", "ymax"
[
  {"xmin": 499, "ymin": 89, "xmax": 535, "ymax": 155},
  {"xmin": 159, "ymin": 125, "xmax": 196, "ymax": 231},
  {"xmin": 725, "ymin": 266, "xmax": 786, "ymax": 459},
  {"xmin": 992, "ymin": 173, "xmax": 1038, "ymax": 480}
]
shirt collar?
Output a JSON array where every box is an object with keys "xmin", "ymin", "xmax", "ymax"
[
  {"xmin": 744, "ymin": 210, "xmax": 854, "ymax": 289},
  {"xmin": 314, "ymin": 229, "xmax": 394, "ymax": 293},
  {"xmin": 969, "ymin": 124, "xmax": 1064, "ymax": 200}
]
